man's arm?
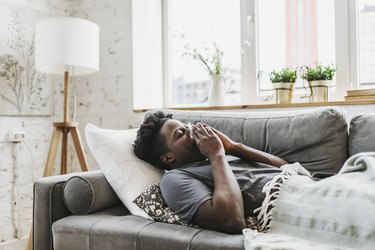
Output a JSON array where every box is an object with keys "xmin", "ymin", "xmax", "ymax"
[
  {"xmin": 191, "ymin": 123, "xmax": 245, "ymax": 234},
  {"xmin": 209, "ymin": 126, "xmax": 288, "ymax": 168}
]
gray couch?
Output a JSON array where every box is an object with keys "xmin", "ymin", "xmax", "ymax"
[{"xmin": 32, "ymin": 107, "xmax": 375, "ymax": 250}]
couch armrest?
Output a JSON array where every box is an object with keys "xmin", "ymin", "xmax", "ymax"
[
  {"xmin": 32, "ymin": 171, "xmax": 102, "ymax": 250},
  {"xmin": 33, "ymin": 173, "xmax": 78, "ymax": 250}
]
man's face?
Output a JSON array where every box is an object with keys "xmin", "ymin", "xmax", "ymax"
[{"xmin": 159, "ymin": 119, "xmax": 205, "ymax": 168}]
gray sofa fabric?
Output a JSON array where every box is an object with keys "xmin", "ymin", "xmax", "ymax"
[
  {"xmin": 168, "ymin": 107, "xmax": 348, "ymax": 174},
  {"xmin": 52, "ymin": 206, "xmax": 129, "ymax": 250},
  {"xmin": 349, "ymin": 113, "xmax": 375, "ymax": 156},
  {"xmin": 63, "ymin": 171, "xmax": 121, "ymax": 215},
  {"xmin": 34, "ymin": 107, "xmax": 375, "ymax": 250},
  {"xmin": 33, "ymin": 173, "xmax": 76, "ymax": 250},
  {"xmin": 52, "ymin": 210, "xmax": 243, "ymax": 250},
  {"xmin": 55, "ymin": 172, "xmax": 244, "ymax": 250}
]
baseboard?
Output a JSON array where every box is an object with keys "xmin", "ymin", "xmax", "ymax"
[{"xmin": 0, "ymin": 236, "xmax": 28, "ymax": 250}]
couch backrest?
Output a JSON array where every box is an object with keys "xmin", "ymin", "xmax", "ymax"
[
  {"xmin": 349, "ymin": 113, "xmax": 375, "ymax": 156},
  {"xmin": 164, "ymin": 107, "xmax": 348, "ymax": 174}
]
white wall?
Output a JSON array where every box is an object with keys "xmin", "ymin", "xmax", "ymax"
[
  {"xmin": 0, "ymin": 0, "xmax": 69, "ymax": 242},
  {"xmin": 66, "ymin": 0, "xmax": 145, "ymax": 169}
]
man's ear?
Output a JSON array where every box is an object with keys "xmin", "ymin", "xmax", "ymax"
[{"xmin": 161, "ymin": 152, "xmax": 175, "ymax": 165}]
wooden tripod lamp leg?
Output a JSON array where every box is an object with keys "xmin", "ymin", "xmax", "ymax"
[
  {"xmin": 70, "ymin": 126, "xmax": 89, "ymax": 172},
  {"xmin": 44, "ymin": 127, "xmax": 62, "ymax": 177},
  {"xmin": 61, "ymin": 128, "xmax": 69, "ymax": 174}
]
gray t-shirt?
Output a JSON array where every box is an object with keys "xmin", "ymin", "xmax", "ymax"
[{"xmin": 160, "ymin": 156, "xmax": 282, "ymax": 223}]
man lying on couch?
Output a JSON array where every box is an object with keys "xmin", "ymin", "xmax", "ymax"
[{"xmin": 133, "ymin": 111, "xmax": 288, "ymax": 234}]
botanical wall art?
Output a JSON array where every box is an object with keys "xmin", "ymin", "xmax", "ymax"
[{"xmin": 0, "ymin": 2, "xmax": 53, "ymax": 115}]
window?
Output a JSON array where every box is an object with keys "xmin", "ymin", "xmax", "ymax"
[
  {"xmin": 164, "ymin": 0, "xmax": 340, "ymax": 106},
  {"xmin": 358, "ymin": 0, "xmax": 375, "ymax": 89},
  {"xmin": 132, "ymin": 0, "xmax": 375, "ymax": 109},
  {"xmin": 165, "ymin": 0, "xmax": 241, "ymax": 106},
  {"xmin": 257, "ymin": 0, "xmax": 335, "ymax": 95}
]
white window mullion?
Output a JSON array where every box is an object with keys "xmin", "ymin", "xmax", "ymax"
[
  {"xmin": 162, "ymin": 0, "xmax": 172, "ymax": 107},
  {"xmin": 240, "ymin": 0, "xmax": 251, "ymax": 104},
  {"xmin": 348, "ymin": 0, "xmax": 360, "ymax": 90},
  {"xmin": 332, "ymin": 0, "xmax": 353, "ymax": 100},
  {"xmin": 241, "ymin": 0, "xmax": 264, "ymax": 105},
  {"xmin": 132, "ymin": 0, "xmax": 164, "ymax": 109}
]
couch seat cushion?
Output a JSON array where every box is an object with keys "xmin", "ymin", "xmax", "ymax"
[{"xmin": 52, "ymin": 213, "xmax": 244, "ymax": 250}]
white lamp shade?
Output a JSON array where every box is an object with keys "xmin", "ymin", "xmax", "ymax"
[{"xmin": 35, "ymin": 17, "xmax": 99, "ymax": 75}]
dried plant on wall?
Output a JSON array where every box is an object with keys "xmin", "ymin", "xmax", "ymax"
[{"xmin": 0, "ymin": 5, "xmax": 53, "ymax": 115}]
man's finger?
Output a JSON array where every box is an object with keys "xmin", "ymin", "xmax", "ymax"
[
  {"xmin": 210, "ymin": 126, "xmax": 219, "ymax": 133},
  {"xmin": 206, "ymin": 127, "xmax": 214, "ymax": 134},
  {"xmin": 210, "ymin": 127, "xmax": 224, "ymax": 136},
  {"xmin": 192, "ymin": 125, "xmax": 203, "ymax": 137},
  {"xmin": 197, "ymin": 123, "xmax": 210, "ymax": 136}
]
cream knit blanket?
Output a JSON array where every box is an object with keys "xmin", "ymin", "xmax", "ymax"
[{"xmin": 244, "ymin": 152, "xmax": 375, "ymax": 250}]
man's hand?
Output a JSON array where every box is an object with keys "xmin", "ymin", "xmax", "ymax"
[
  {"xmin": 203, "ymin": 124, "xmax": 288, "ymax": 167},
  {"xmin": 192, "ymin": 123, "xmax": 225, "ymax": 161},
  {"xmin": 205, "ymin": 125, "xmax": 238, "ymax": 155}
]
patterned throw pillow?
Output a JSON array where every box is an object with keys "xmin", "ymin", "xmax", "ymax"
[
  {"xmin": 246, "ymin": 214, "xmax": 260, "ymax": 231},
  {"xmin": 133, "ymin": 183, "xmax": 188, "ymax": 225},
  {"xmin": 134, "ymin": 183, "xmax": 260, "ymax": 231}
]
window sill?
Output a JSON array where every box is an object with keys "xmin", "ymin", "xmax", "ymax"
[{"xmin": 133, "ymin": 100, "xmax": 375, "ymax": 112}]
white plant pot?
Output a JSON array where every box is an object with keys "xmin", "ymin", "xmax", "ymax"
[
  {"xmin": 272, "ymin": 82, "xmax": 294, "ymax": 104},
  {"xmin": 208, "ymin": 75, "xmax": 226, "ymax": 106},
  {"xmin": 309, "ymin": 80, "xmax": 332, "ymax": 102}
]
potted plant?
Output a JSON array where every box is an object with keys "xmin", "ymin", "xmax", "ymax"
[
  {"xmin": 269, "ymin": 68, "xmax": 297, "ymax": 104},
  {"xmin": 303, "ymin": 64, "xmax": 336, "ymax": 102},
  {"xmin": 184, "ymin": 42, "xmax": 226, "ymax": 106},
  {"xmin": 189, "ymin": 42, "xmax": 223, "ymax": 76}
]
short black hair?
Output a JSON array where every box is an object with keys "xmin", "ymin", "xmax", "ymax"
[{"xmin": 133, "ymin": 111, "xmax": 173, "ymax": 170}]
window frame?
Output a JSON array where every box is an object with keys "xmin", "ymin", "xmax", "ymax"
[
  {"xmin": 161, "ymin": 0, "xmax": 245, "ymax": 107},
  {"xmin": 349, "ymin": 0, "xmax": 375, "ymax": 90},
  {"xmin": 159, "ymin": 0, "xmax": 362, "ymax": 108}
]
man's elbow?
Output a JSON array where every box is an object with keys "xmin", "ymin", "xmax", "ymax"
[
  {"xmin": 221, "ymin": 216, "xmax": 246, "ymax": 234},
  {"xmin": 273, "ymin": 158, "xmax": 288, "ymax": 168},
  {"xmin": 193, "ymin": 202, "xmax": 246, "ymax": 234},
  {"xmin": 216, "ymin": 201, "xmax": 246, "ymax": 234}
]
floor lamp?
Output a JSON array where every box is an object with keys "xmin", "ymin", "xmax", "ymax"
[
  {"xmin": 35, "ymin": 17, "xmax": 99, "ymax": 176},
  {"xmin": 27, "ymin": 17, "xmax": 99, "ymax": 250}
]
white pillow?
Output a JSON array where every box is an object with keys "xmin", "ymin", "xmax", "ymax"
[{"xmin": 85, "ymin": 123, "xmax": 164, "ymax": 219}]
